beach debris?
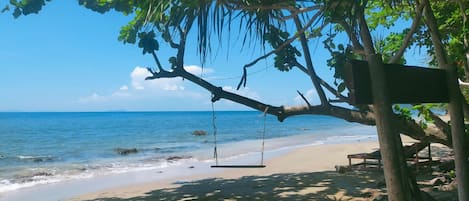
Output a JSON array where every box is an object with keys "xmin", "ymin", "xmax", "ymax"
[
  {"xmin": 440, "ymin": 180, "xmax": 458, "ymax": 191},
  {"xmin": 430, "ymin": 176, "xmax": 446, "ymax": 186},
  {"xmin": 192, "ymin": 130, "xmax": 207, "ymax": 136},
  {"xmin": 334, "ymin": 165, "xmax": 350, "ymax": 174},
  {"xmin": 372, "ymin": 194, "xmax": 387, "ymax": 201},
  {"xmin": 114, "ymin": 148, "xmax": 138, "ymax": 155}
]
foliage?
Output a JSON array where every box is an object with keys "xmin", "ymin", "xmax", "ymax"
[
  {"xmin": 393, "ymin": 105, "xmax": 412, "ymax": 120},
  {"xmin": 264, "ymin": 25, "xmax": 301, "ymax": 72},
  {"xmin": 137, "ymin": 31, "xmax": 159, "ymax": 54},
  {"xmin": 393, "ymin": 104, "xmax": 438, "ymax": 129},
  {"xmin": 8, "ymin": 0, "xmax": 51, "ymax": 18}
]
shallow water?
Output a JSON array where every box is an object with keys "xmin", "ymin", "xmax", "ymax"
[{"xmin": 0, "ymin": 111, "xmax": 376, "ymax": 193}]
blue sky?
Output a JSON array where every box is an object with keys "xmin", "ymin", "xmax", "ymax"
[{"xmin": 0, "ymin": 1, "xmax": 425, "ymax": 112}]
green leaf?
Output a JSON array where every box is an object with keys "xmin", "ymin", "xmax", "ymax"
[
  {"xmin": 338, "ymin": 44, "xmax": 344, "ymax": 51},
  {"xmin": 137, "ymin": 31, "xmax": 159, "ymax": 55},
  {"xmin": 337, "ymin": 82, "xmax": 346, "ymax": 93}
]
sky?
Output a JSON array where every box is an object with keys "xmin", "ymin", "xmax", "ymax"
[{"xmin": 0, "ymin": 1, "xmax": 425, "ymax": 112}]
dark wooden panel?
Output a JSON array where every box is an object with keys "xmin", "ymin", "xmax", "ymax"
[{"xmin": 344, "ymin": 60, "xmax": 449, "ymax": 104}]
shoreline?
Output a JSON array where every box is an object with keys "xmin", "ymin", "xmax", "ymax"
[
  {"xmin": 0, "ymin": 137, "xmax": 380, "ymax": 201},
  {"xmin": 68, "ymin": 139, "xmax": 381, "ymax": 201}
]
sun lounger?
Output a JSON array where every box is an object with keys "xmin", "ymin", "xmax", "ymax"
[{"xmin": 347, "ymin": 142, "xmax": 432, "ymax": 170}]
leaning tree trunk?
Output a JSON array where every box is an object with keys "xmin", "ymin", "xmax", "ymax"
[
  {"xmin": 357, "ymin": 8, "xmax": 422, "ymax": 201},
  {"xmin": 423, "ymin": 1, "xmax": 469, "ymax": 200}
]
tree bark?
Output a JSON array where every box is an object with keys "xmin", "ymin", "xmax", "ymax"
[
  {"xmin": 423, "ymin": 1, "xmax": 469, "ymax": 200},
  {"xmin": 367, "ymin": 55, "xmax": 413, "ymax": 201},
  {"xmin": 357, "ymin": 6, "xmax": 420, "ymax": 200}
]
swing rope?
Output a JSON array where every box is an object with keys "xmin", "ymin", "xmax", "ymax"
[
  {"xmin": 211, "ymin": 96, "xmax": 266, "ymax": 168},
  {"xmin": 260, "ymin": 107, "xmax": 268, "ymax": 165},
  {"xmin": 211, "ymin": 97, "xmax": 219, "ymax": 166}
]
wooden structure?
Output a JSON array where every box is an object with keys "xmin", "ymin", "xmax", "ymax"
[
  {"xmin": 347, "ymin": 142, "xmax": 433, "ymax": 170},
  {"xmin": 344, "ymin": 60, "xmax": 449, "ymax": 104}
]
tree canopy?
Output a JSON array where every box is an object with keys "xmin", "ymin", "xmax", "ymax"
[{"xmin": 4, "ymin": 0, "xmax": 469, "ymax": 200}]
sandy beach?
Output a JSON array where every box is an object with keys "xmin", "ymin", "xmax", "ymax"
[
  {"xmin": 68, "ymin": 140, "xmax": 386, "ymax": 201},
  {"xmin": 0, "ymin": 135, "xmax": 455, "ymax": 201}
]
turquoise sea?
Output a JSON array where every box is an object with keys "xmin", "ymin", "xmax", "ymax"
[{"xmin": 0, "ymin": 111, "xmax": 376, "ymax": 193}]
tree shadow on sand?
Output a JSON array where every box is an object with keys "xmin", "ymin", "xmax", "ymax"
[{"xmin": 83, "ymin": 170, "xmax": 388, "ymax": 201}]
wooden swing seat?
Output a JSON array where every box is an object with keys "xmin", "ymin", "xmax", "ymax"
[{"xmin": 211, "ymin": 165, "xmax": 266, "ymax": 168}]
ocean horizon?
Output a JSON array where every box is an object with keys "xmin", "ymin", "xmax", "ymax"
[{"xmin": 0, "ymin": 111, "xmax": 377, "ymax": 194}]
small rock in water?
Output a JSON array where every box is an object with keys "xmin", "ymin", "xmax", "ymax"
[
  {"xmin": 192, "ymin": 130, "xmax": 207, "ymax": 136},
  {"xmin": 114, "ymin": 148, "xmax": 138, "ymax": 155},
  {"xmin": 167, "ymin": 156, "xmax": 191, "ymax": 161},
  {"xmin": 32, "ymin": 172, "xmax": 53, "ymax": 177},
  {"xmin": 31, "ymin": 156, "xmax": 54, "ymax": 163},
  {"xmin": 167, "ymin": 156, "xmax": 183, "ymax": 161},
  {"xmin": 189, "ymin": 166, "xmax": 194, "ymax": 169}
]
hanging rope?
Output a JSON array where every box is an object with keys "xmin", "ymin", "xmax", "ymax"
[
  {"xmin": 211, "ymin": 97, "xmax": 266, "ymax": 168},
  {"xmin": 260, "ymin": 107, "xmax": 268, "ymax": 165},
  {"xmin": 211, "ymin": 95, "xmax": 218, "ymax": 166}
]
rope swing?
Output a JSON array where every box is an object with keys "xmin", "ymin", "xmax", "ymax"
[{"xmin": 210, "ymin": 95, "xmax": 267, "ymax": 168}]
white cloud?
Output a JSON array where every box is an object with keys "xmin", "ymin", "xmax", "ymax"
[
  {"xmin": 78, "ymin": 93, "xmax": 106, "ymax": 104},
  {"xmin": 120, "ymin": 85, "xmax": 129, "ymax": 91},
  {"xmin": 222, "ymin": 86, "xmax": 261, "ymax": 100},
  {"xmin": 294, "ymin": 89, "xmax": 320, "ymax": 105},
  {"xmin": 130, "ymin": 66, "xmax": 213, "ymax": 92},
  {"xmin": 130, "ymin": 67, "xmax": 151, "ymax": 90},
  {"xmin": 112, "ymin": 91, "xmax": 130, "ymax": 97},
  {"xmin": 184, "ymin": 65, "xmax": 214, "ymax": 75},
  {"xmin": 77, "ymin": 65, "xmax": 215, "ymax": 109}
]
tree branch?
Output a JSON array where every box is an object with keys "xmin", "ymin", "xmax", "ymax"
[
  {"xmin": 294, "ymin": 61, "xmax": 349, "ymax": 103},
  {"xmin": 146, "ymin": 62, "xmax": 449, "ymax": 147},
  {"xmin": 279, "ymin": 5, "xmax": 322, "ymax": 21},
  {"xmin": 237, "ymin": 9, "xmax": 324, "ymax": 89},
  {"xmin": 293, "ymin": 15, "xmax": 329, "ymax": 106},
  {"xmin": 164, "ymin": 23, "xmax": 180, "ymax": 49},
  {"xmin": 338, "ymin": 20, "xmax": 365, "ymax": 55},
  {"xmin": 389, "ymin": 1, "xmax": 426, "ymax": 64},
  {"xmin": 151, "ymin": 51, "xmax": 164, "ymax": 71},
  {"xmin": 297, "ymin": 90, "xmax": 312, "ymax": 107}
]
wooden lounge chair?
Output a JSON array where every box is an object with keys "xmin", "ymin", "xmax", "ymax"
[{"xmin": 347, "ymin": 142, "xmax": 432, "ymax": 170}]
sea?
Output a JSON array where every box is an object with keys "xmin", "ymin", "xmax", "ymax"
[{"xmin": 0, "ymin": 111, "xmax": 377, "ymax": 194}]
